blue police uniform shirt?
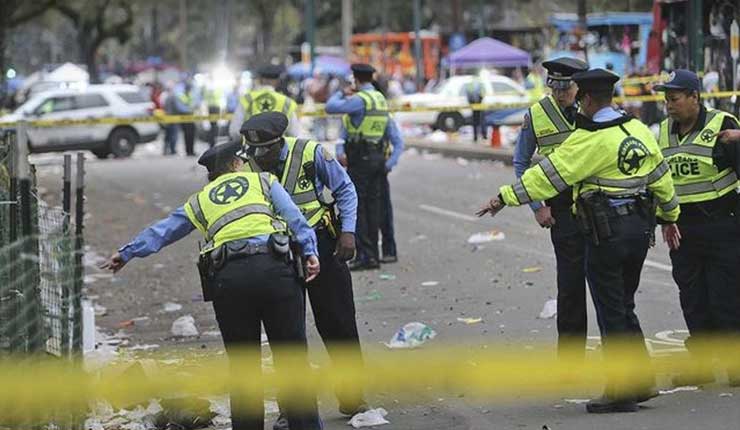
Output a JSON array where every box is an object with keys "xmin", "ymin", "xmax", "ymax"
[
  {"xmin": 277, "ymin": 142, "xmax": 358, "ymax": 233},
  {"xmin": 326, "ymin": 83, "xmax": 404, "ymax": 171},
  {"xmin": 117, "ymin": 180, "xmax": 318, "ymax": 263}
]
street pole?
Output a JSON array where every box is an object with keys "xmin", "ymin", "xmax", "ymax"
[
  {"xmin": 179, "ymin": 0, "xmax": 188, "ymax": 70},
  {"xmin": 306, "ymin": 0, "xmax": 316, "ymax": 74},
  {"xmin": 687, "ymin": 0, "xmax": 703, "ymax": 71},
  {"xmin": 342, "ymin": 0, "xmax": 353, "ymax": 60},
  {"xmin": 577, "ymin": 0, "xmax": 589, "ymax": 63},
  {"xmin": 478, "ymin": 0, "xmax": 485, "ymax": 39},
  {"xmin": 413, "ymin": 0, "xmax": 423, "ymax": 90}
]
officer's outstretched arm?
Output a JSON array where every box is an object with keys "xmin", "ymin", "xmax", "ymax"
[{"xmin": 499, "ymin": 134, "xmax": 602, "ymax": 206}]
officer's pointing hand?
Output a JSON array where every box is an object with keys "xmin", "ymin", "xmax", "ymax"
[
  {"xmin": 100, "ymin": 252, "xmax": 127, "ymax": 273},
  {"xmin": 476, "ymin": 196, "xmax": 505, "ymax": 218},
  {"xmin": 305, "ymin": 255, "xmax": 320, "ymax": 282},
  {"xmin": 717, "ymin": 129, "xmax": 740, "ymax": 144},
  {"xmin": 334, "ymin": 232, "xmax": 356, "ymax": 261}
]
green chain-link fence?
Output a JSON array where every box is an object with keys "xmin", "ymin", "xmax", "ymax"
[{"xmin": 0, "ymin": 127, "xmax": 84, "ymax": 428}]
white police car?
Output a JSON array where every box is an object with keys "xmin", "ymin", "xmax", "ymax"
[{"xmin": 1, "ymin": 84, "xmax": 159, "ymax": 158}]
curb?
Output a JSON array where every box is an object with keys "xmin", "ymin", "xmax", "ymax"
[{"xmin": 405, "ymin": 138, "xmax": 515, "ymax": 165}]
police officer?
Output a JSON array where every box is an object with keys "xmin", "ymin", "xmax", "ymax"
[
  {"xmin": 176, "ymin": 81, "xmax": 197, "ymax": 156},
  {"xmin": 325, "ymin": 63, "xmax": 404, "ymax": 270},
  {"xmin": 513, "ymin": 57, "xmax": 589, "ymax": 358},
  {"xmin": 229, "ymin": 65, "xmax": 301, "ymax": 139},
  {"xmin": 238, "ymin": 112, "xmax": 368, "ymax": 428},
  {"xmin": 100, "ymin": 141, "xmax": 323, "ymax": 430},
  {"xmin": 654, "ymin": 69, "xmax": 740, "ymax": 387},
  {"xmin": 464, "ymin": 76, "xmax": 487, "ymax": 141},
  {"xmin": 478, "ymin": 69, "xmax": 680, "ymax": 413}
]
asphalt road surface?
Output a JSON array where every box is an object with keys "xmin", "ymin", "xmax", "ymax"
[{"xmin": 35, "ymin": 141, "xmax": 740, "ymax": 430}]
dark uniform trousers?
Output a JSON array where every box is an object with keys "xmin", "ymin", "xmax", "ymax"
[
  {"xmin": 547, "ymin": 190, "xmax": 587, "ymax": 357},
  {"xmin": 212, "ymin": 254, "xmax": 321, "ymax": 430},
  {"xmin": 669, "ymin": 214, "xmax": 740, "ymax": 376},
  {"xmin": 379, "ymin": 171, "xmax": 397, "ymax": 258},
  {"xmin": 306, "ymin": 228, "xmax": 365, "ymax": 409},
  {"xmin": 181, "ymin": 122, "xmax": 196, "ymax": 155},
  {"xmin": 585, "ymin": 212, "xmax": 654, "ymax": 396},
  {"xmin": 347, "ymin": 150, "xmax": 385, "ymax": 263}
]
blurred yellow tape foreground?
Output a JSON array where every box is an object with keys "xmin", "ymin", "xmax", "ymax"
[{"xmin": 1, "ymin": 340, "xmax": 739, "ymax": 419}]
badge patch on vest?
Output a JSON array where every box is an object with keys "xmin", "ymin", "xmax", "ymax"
[
  {"xmin": 297, "ymin": 176, "xmax": 311, "ymax": 190},
  {"xmin": 209, "ymin": 177, "xmax": 249, "ymax": 205},
  {"xmin": 617, "ymin": 137, "xmax": 649, "ymax": 175},
  {"xmin": 700, "ymin": 129, "xmax": 715, "ymax": 143},
  {"xmin": 255, "ymin": 94, "xmax": 277, "ymax": 112}
]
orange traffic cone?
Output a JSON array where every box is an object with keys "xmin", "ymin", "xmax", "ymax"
[{"xmin": 490, "ymin": 126, "xmax": 501, "ymax": 148}]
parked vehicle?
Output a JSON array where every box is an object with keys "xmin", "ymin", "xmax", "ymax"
[
  {"xmin": 1, "ymin": 84, "xmax": 159, "ymax": 158},
  {"xmin": 394, "ymin": 74, "xmax": 529, "ymax": 131}
]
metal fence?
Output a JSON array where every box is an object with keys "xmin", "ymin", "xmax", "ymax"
[{"xmin": 0, "ymin": 126, "xmax": 85, "ymax": 359}]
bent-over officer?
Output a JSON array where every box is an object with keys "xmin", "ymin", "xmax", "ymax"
[
  {"xmin": 478, "ymin": 69, "xmax": 680, "ymax": 413},
  {"xmin": 101, "ymin": 141, "xmax": 323, "ymax": 430},
  {"xmin": 229, "ymin": 64, "xmax": 301, "ymax": 139},
  {"xmin": 513, "ymin": 57, "xmax": 589, "ymax": 358},
  {"xmin": 654, "ymin": 69, "xmax": 740, "ymax": 387},
  {"xmin": 238, "ymin": 112, "xmax": 369, "ymax": 428}
]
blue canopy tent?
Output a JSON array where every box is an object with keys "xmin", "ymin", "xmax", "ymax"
[
  {"xmin": 447, "ymin": 37, "xmax": 532, "ymax": 69},
  {"xmin": 287, "ymin": 56, "xmax": 351, "ymax": 79}
]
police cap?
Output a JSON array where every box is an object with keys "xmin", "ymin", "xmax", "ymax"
[
  {"xmin": 571, "ymin": 68, "xmax": 620, "ymax": 93},
  {"xmin": 257, "ymin": 64, "xmax": 284, "ymax": 80},
  {"xmin": 542, "ymin": 57, "xmax": 589, "ymax": 89},
  {"xmin": 653, "ymin": 69, "xmax": 701, "ymax": 93},
  {"xmin": 239, "ymin": 112, "xmax": 288, "ymax": 146},
  {"xmin": 197, "ymin": 140, "xmax": 242, "ymax": 171},
  {"xmin": 351, "ymin": 63, "xmax": 376, "ymax": 77}
]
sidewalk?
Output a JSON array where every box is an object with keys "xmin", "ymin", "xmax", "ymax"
[{"xmin": 404, "ymin": 137, "xmax": 516, "ymax": 164}]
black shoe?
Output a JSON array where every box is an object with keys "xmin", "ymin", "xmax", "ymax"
[
  {"xmin": 272, "ymin": 413, "xmax": 290, "ymax": 430},
  {"xmin": 380, "ymin": 254, "xmax": 398, "ymax": 264},
  {"xmin": 634, "ymin": 388, "xmax": 659, "ymax": 403},
  {"xmin": 339, "ymin": 403, "xmax": 369, "ymax": 417},
  {"xmin": 348, "ymin": 259, "xmax": 380, "ymax": 271},
  {"xmin": 586, "ymin": 396, "xmax": 639, "ymax": 414}
]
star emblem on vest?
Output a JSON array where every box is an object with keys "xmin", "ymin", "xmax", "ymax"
[
  {"xmin": 256, "ymin": 94, "xmax": 276, "ymax": 112},
  {"xmin": 617, "ymin": 137, "xmax": 649, "ymax": 175},
  {"xmin": 209, "ymin": 177, "xmax": 250, "ymax": 205},
  {"xmin": 700, "ymin": 129, "xmax": 715, "ymax": 142},
  {"xmin": 298, "ymin": 176, "xmax": 311, "ymax": 190}
]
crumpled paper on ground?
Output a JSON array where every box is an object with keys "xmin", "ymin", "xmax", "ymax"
[
  {"xmin": 386, "ymin": 322, "xmax": 436, "ymax": 349},
  {"xmin": 348, "ymin": 407, "xmax": 389, "ymax": 428},
  {"xmin": 171, "ymin": 315, "xmax": 199, "ymax": 337},
  {"xmin": 467, "ymin": 230, "xmax": 505, "ymax": 244},
  {"xmin": 538, "ymin": 299, "xmax": 557, "ymax": 319}
]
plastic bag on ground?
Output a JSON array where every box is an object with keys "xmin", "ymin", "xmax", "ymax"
[
  {"xmin": 467, "ymin": 230, "xmax": 505, "ymax": 244},
  {"xmin": 386, "ymin": 322, "xmax": 436, "ymax": 349},
  {"xmin": 538, "ymin": 299, "xmax": 557, "ymax": 319},
  {"xmin": 171, "ymin": 315, "xmax": 199, "ymax": 337},
  {"xmin": 348, "ymin": 407, "xmax": 390, "ymax": 428}
]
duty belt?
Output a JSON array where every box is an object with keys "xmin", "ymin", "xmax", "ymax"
[
  {"xmin": 224, "ymin": 239, "xmax": 270, "ymax": 261},
  {"xmin": 607, "ymin": 201, "xmax": 640, "ymax": 217}
]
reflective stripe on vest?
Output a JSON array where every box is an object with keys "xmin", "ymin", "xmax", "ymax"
[
  {"xmin": 529, "ymin": 95, "xmax": 575, "ymax": 155},
  {"xmin": 343, "ymin": 90, "xmax": 389, "ymax": 142},
  {"xmin": 659, "ymin": 109, "xmax": 740, "ymax": 203},
  {"xmin": 183, "ymin": 172, "xmax": 284, "ymax": 252},
  {"xmin": 281, "ymin": 137, "xmax": 326, "ymax": 227}
]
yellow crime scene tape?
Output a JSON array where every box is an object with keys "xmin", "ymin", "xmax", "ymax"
[
  {"xmin": 1, "ymin": 341, "xmax": 739, "ymax": 419},
  {"xmin": 0, "ymin": 91, "xmax": 737, "ymax": 128}
]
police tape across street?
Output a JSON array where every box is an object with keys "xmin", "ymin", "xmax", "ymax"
[{"xmin": 0, "ymin": 91, "xmax": 739, "ymax": 128}]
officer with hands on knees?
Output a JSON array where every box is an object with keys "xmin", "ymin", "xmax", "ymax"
[
  {"xmin": 478, "ymin": 69, "xmax": 681, "ymax": 414},
  {"xmin": 239, "ymin": 112, "xmax": 369, "ymax": 429},
  {"xmin": 513, "ymin": 57, "xmax": 589, "ymax": 358},
  {"xmin": 654, "ymin": 69, "xmax": 740, "ymax": 387},
  {"xmin": 100, "ymin": 140, "xmax": 323, "ymax": 430},
  {"xmin": 325, "ymin": 63, "xmax": 404, "ymax": 271}
]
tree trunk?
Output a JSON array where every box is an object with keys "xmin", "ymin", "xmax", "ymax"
[
  {"xmin": 0, "ymin": 28, "xmax": 7, "ymax": 107},
  {"xmin": 79, "ymin": 32, "xmax": 101, "ymax": 84}
]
